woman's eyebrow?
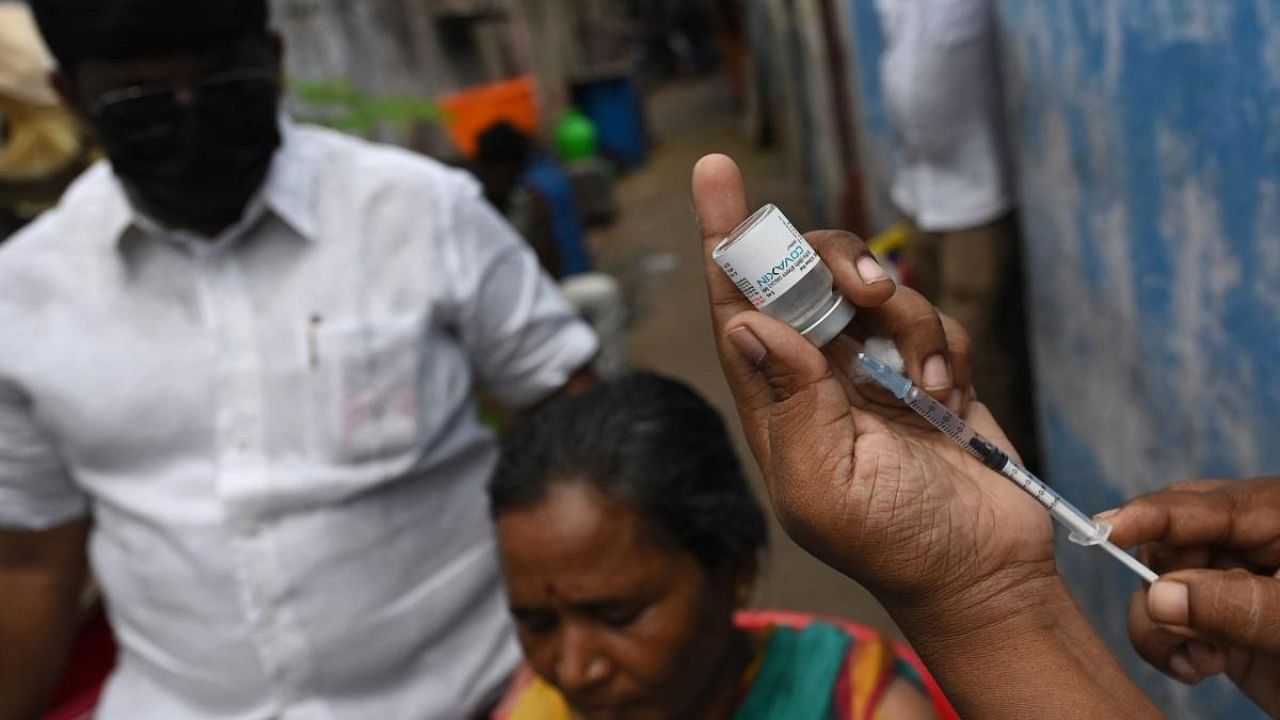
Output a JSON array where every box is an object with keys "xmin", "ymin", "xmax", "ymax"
[
  {"xmin": 574, "ymin": 592, "xmax": 655, "ymax": 614},
  {"xmin": 509, "ymin": 604, "xmax": 552, "ymax": 618}
]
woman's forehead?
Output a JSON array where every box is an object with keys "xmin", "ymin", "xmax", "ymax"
[
  {"xmin": 497, "ymin": 484, "xmax": 695, "ymax": 600},
  {"xmin": 499, "ymin": 483, "xmax": 649, "ymax": 565}
]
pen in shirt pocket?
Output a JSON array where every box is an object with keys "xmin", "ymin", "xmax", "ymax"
[{"xmin": 307, "ymin": 314, "xmax": 322, "ymax": 369}]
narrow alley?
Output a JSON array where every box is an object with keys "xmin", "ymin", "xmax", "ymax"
[{"xmin": 591, "ymin": 76, "xmax": 900, "ymax": 637}]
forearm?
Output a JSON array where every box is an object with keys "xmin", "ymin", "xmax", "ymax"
[
  {"xmin": 891, "ymin": 570, "xmax": 1162, "ymax": 719},
  {"xmin": 0, "ymin": 524, "xmax": 89, "ymax": 720},
  {"xmin": 0, "ymin": 574, "xmax": 84, "ymax": 720}
]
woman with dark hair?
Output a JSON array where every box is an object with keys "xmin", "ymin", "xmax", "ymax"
[{"xmin": 489, "ymin": 372, "xmax": 949, "ymax": 719}]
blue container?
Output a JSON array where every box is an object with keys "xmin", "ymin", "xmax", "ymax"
[{"xmin": 574, "ymin": 73, "xmax": 647, "ymax": 170}]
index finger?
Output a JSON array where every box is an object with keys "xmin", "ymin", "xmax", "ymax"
[
  {"xmin": 1106, "ymin": 487, "xmax": 1280, "ymax": 563},
  {"xmin": 1106, "ymin": 489, "xmax": 1236, "ymax": 549},
  {"xmin": 692, "ymin": 154, "xmax": 754, "ymax": 329}
]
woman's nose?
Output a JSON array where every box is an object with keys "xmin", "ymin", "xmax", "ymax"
[{"xmin": 554, "ymin": 625, "xmax": 613, "ymax": 692}]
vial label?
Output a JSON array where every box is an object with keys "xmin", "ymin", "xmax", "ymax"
[{"xmin": 715, "ymin": 209, "xmax": 822, "ymax": 308}]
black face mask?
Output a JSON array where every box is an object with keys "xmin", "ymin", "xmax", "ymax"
[{"xmin": 89, "ymin": 68, "xmax": 282, "ymax": 229}]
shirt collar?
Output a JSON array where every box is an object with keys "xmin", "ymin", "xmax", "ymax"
[
  {"xmin": 104, "ymin": 116, "xmax": 319, "ymax": 248},
  {"xmin": 258, "ymin": 118, "xmax": 319, "ymax": 240}
]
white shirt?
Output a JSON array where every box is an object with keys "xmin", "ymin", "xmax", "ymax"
[
  {"xmin": 876, "ymin": 0, "xmax": 1014, "ymax": 231},
  {"xmin": 0, "ymin": 122, "xmax": 597, "ymax": 719}
]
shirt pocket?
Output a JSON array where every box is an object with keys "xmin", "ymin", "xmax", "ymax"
[{"xmin": 308, "ymin": 313, "xmax": 423, "ymax": 464}]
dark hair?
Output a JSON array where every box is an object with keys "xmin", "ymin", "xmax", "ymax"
[
  {"xmin": 475, "ymin": 121, "xmax": 533, "ymax": 166},
  {"xmin": 30, "ymin": 0, "xmax": 270, "ymax": 73},
  {"xmin": 490, "ymin": 373, "xmax": 768, "ymax": 573}
]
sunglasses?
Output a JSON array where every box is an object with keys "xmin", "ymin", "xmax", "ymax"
[{"xmin": 88, "ymin": 67, "xmax": 278, "ymax": 144}]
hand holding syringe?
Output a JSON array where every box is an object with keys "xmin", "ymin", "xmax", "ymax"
[
  {"xmin": 713, "ymin": 202, "xmax": 1157, "ymax": 586},
  {"xmin": 699, "ymin": 162, "xmax": 1166, "ymax": 717},
  {"xmin": 856, "ymin": 352, "xmax": 1158, "ymax": 584}
]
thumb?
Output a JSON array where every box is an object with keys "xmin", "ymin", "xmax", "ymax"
[
  {"xmin": 723, "ymin": 310, "xmax": 858, "ymax": 557},
  {"xmin": 724, "ymin": 311, "xmax": 852, "ymax": 426},
  {"xmin": 1149, "ymin": 569, "xmax": 1280, "ymax": 654}
]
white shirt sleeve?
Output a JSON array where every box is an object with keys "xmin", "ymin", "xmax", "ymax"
[
  {"xmin": 0, "ymin": 379, "xmax": 88, "ymax": 530},
  {"xmin": 441, "ymin": 181, "xmax": 599, "ymax": 410}
]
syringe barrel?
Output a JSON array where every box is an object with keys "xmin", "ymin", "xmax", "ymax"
[
  {"xmin": 864, "ymin": 355, "xmax": 1113, "ymax": 548},
  {"xmin": 999, "ymin": 454, "xmax": 1110, "ymax": 545}
]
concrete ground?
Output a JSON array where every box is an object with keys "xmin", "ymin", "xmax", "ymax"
[{"xmin": 589, "ymin": 76, "xmax": 902, "ymax": 637}]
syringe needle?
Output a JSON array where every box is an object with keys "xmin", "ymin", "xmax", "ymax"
[{"xmin": 1099, "ymin": 540, "xmax": 1159, "ymax": 584}]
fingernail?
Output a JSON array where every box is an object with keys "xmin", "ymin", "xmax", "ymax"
[
  {"xmin": 856, "ymin": 255, "xmax": 890, "ymax": 285},
  {"xmin": 923, "ymin": 355, "xmax": 952, "ymax": 391},
  {"xmin": 727, "ymin": 327, "xmax": 767, "ymax": 366},
  {"xmin": 1094, "ymin": 508, "xmax": 1120, "ymax": 522},
  {"xmin": 1168, "ymin": 652, "xmax": 1199, "ymax": 683},
  {"xmin": 946, "ymin": 388, "xmax": 964, "ymax": 414},
  {"xmin": 1149, "ymin": 580, "xmax": 1190, "ymax": 626}
]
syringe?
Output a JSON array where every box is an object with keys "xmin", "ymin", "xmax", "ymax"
[{"xmin": 856, "ymin": 352, "xmax": 1157, "ymax": 584}]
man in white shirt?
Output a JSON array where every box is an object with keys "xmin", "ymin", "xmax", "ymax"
[
  {"xmin": 876, "ymin": 0, "xmax": 1039, "ymax": 467},
  {"xmin": 0, "ymin": 2, "xmax": 597, "ymax": 719}
]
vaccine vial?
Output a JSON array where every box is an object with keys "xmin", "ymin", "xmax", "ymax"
[{"xmin": 713, "ymin": 204, "xmax": 856, "ymax": 347}]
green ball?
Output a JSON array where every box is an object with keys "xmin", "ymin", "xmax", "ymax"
[{"xmin": 555, "ymin": 109, "xmax": 598, "ymax": 161}]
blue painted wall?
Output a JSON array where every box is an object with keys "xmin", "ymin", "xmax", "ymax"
[{"xmin": 846, "ymin": 1, "xmax": 1280, "ymax": 717}]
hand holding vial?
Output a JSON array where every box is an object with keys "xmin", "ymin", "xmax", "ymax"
[
  {"xmin": 691, "ymin": 153, "xmax": 1163, "ymax": 719},
  {"xmin": 693, "ymin": 153, "xmax": 1049, "ymax": 604}
]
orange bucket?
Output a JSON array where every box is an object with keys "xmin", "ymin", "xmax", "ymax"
[{"xmin": 438, "ymin": 75, "xmax": 540, "ymax": 158}]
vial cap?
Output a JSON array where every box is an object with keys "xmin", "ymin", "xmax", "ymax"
[{"xmin": 800, "ymin": 293, "xmax": 856, "ymax": 347}]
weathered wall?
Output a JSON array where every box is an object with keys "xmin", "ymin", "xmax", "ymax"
[
  {"xmin": 270, "ymin": 0, "xmax": 460, "ymax": 151},
  {"xmin": 1001, "ymin": 3, "xmax": 1280, "ymax": 717},
  {"xmin": 844, "ymin": 1, "xmax": 1280, "ymax": 717},
  {"xmin": 272, "ymin": 0, "xmax": 459, "ymax": 97},
  {"xmin": 271, "ymin": 0, "xmax": 530, "ymax": 153},
  {"xmin": 745, "ymin": 0, "xmax": 850, "ymax": 227},
  {"xmin": 511, "ymin": 0, "xmax": 578, "ymax": 131}
]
